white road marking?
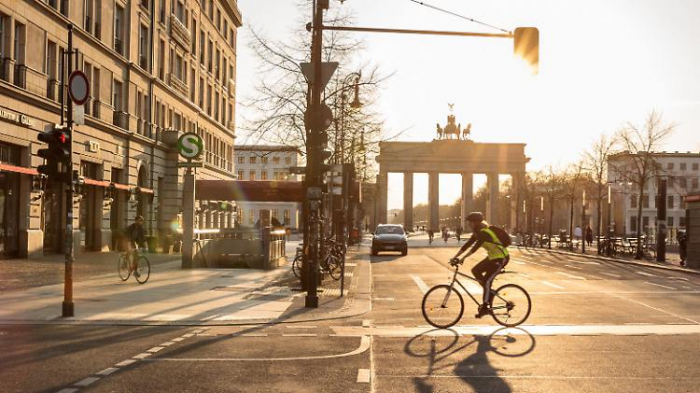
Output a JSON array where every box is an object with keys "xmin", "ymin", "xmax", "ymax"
[
  {"xmin": 182, "ymin": 333, "xmax": 195, "ymax": 338},
  {"xmin": 282, "ymin": 334, "xmax": 317, "ymax": 337},
  {"xmin": 557, "ymin": 272, "xmax": 586, "ymax": 280},
  {"xmin": 133, "ymin": 353, "xmax": 152, "ymax": 360},
  {"xmin": 541, "ymin": 281, "xmax": 565, "ymax": 290},
  {"xmin": 332, "ymin": 324, "xmax": 700, "ymax": 337},
  {"xmin": 286, "ymin": 325, "xmax": 317, "ymax": 329},
  {"xmin": 357, "ymin": 369, "xmax": 371, "ymax": 383},
  {"xmin": 96, "ymin": 367, "xmax": 119, "ymax": 376},
  {"xmin": 373, "ymin": 297, "xmax": 395, "ymax": 301},
  {"xmin": 668, "ymin": 277, "xmax": 690, "ymax": 282},
  {"xmin": 115, "ymin": 359, "xmax": 137, "ymax": 367},
  {"xmin": 147, "ymin": 346, "xmax": 165, "ymax": 353},
  {"xmin": 172, "ymin": 337, "xmax": 185, "ymax": 342},
  {"xmin": 56, "ymin": 389, "xmax": 78, "ymax": 393},
  {"xmin": 74, "ymin": 377, "xmax": 100, "ymax": 387},
  {"xmin": 564, "ymin": 264, "xmax": 582, "ymax": 270},
  {"xmin": 636, "ymin": 271, "xmax": 654, "ymax": 277},
  {"xmin": 236, "ymin": 333, "xmax": 268, "ymax": 337},
  {"xmin": 644, "ymin": 282, "xmax": 676, "ymax": 290},
  {"xmin": 410, "ymin": 275, "xmax": 430, "ymax": 294},
  {"xmin": 380, "ymin": 375, "xmax": 700, "ymax": 380},
  {"xmin": 601, "ymin": 272, "xmax": 621, "ymax": 278},
  {"xmin": 160, "ymin": 342, "xmax": 175, "ymax": 347},
  {"xmin": 515, "ymin": 261, "xmax": 526, "ymax": 265},
  {"xmin": 571, "ymin": 260, "xmax": 601, "ymax": 265}
]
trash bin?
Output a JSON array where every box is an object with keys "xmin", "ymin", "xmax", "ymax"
[{"xmin": 146, "ymin": 236, "xmax": 158, "ymax": 253}]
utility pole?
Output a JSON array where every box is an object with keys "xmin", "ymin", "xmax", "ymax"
[
  {"xmin": 63, "ymin": 24, "xmax": 75, "ymax": 317},
  {"xmin": 581, "ymin": 190, "xmax": 586, "ymax": 254},
  {"xmin": 304, "ymin": 0, "xmax": 329, "ymax": 308},
  {"xmin": 657, "ymin": 178, "xmax": 667, "ymax": 262}
]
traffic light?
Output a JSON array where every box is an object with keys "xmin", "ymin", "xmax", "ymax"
[
  {"xmin": 37, "ymin": 125, "xmax": 70, "ymax": 180},
  {"xmin": 514, "ymin": 27, "xmax": 539, "ymax": 75}
]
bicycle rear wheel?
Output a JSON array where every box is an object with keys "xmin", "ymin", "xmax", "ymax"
[
  {"xmin": 490, "ymin": 284, "xmax": 531, "ymax": 327},
  {"xmin": 422, "ymin": 285, "xmax": 464, "ymax": 329},
  {"xmin": 118, "ymin": 254, "xmax": 130, "ymax": 281},
  {"xmin": 134, "ymin": 256, "xmax": 151, "ymax": 284},
  {"xmin": 328, "ymin": 255, "xmax": 342, "ymax": 281}
]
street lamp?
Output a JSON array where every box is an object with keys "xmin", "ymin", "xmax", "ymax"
[{"xmin": 337, "ymin": 72, "xmax": 362, "ymax": 164}]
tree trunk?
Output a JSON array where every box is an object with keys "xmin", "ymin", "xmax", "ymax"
[
  {"xmin": 569, "ymin": 196, "xmax": 575, "ymax": 251},
  {"xmin": 596, "ymin": 183, "xmax": 603, "ymax": 254},
  {"xmin": 548, "ymin": 197, "xmax": 554, "ymax": 249}
]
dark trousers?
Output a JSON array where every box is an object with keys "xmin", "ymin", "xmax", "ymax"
[{"xmin": 471, "ymin": 256, "xmax": 507, "ymax": 305}]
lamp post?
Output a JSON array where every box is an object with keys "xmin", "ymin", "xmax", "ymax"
[
  {"xmin": 337, "ymin": 72, "xmax": 362, "ymax": 164},
  {"xmin": 582, "ymin": 190, "xmax": 587, "ymax": 253}
]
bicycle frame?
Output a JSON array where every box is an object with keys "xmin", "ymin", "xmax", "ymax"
[{"xmin": 442, "ymin": 265, "xmax": 509, "ymax": 312}]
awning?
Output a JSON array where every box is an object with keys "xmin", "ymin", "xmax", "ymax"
[
  {"xmin": 112, "ymin": 183, "xmax": 131, "ymax": 191},
  {"xmin": 83, "ymin": 178, "xmax": 111, "ymax": 187},
  {"xmin": 137, "ymin": 187, "xmax": 155, "ymax": 195},
  {"xmin": 0, "ymin": 163, "xmax": 38, "ymax": 176}
]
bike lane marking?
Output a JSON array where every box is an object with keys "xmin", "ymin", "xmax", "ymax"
[{"xmin": 411, "ymin": 275, "xmax": 430, "ymax": 294}]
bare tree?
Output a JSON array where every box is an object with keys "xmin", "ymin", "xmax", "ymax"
[
  {"xmin": 240, "ymin": 1, "xmax": 391, "ymax": 171},
  {"xmin": 540, "ymin": 166, "xmax": 565, "ymax": 249},
  {"xmin": 560, "ymin": 162, "xmax": 588, "ymax": 251},
  {"xmin": 582, "ymin": 133, "xmax": 617, "ymax": 250},
  {"xmin": 612, "ymin": 111, "xmax": 675, "ymax": 259}
]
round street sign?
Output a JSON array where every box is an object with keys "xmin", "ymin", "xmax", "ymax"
[
  {"xmin": 304, "ymin": 104, "xmax": 334, "ymax": 132},
  {"xmin": 68, "ymin": 70, "xmax": 90, "ymax": 106},
  {"xmin": 177, "ymin": 132, "xmax": 204, "ymax": 160}
]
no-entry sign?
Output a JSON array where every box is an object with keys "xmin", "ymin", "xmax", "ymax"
[{"xmin": 68, "ymin": 70, "xmax": 90, "ymax": 106}]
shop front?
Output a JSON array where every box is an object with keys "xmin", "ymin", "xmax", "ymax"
[{"xmin": 0, "ymin": 142, "xmax": 30, "ymax": 258}]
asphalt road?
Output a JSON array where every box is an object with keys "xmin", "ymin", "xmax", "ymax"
[{"xmin": 3, "ymin": 238, "xmax": 700, "ymax": 393}]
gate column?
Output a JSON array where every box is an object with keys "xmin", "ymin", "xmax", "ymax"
[
  {"xmin": 487, "ymin": 173, "xmax": 500, "ymax": 226},
  {"xmin": 377, "ymin": 170, "xmax": 388, "ymax": 225},
  {"xmin": 429, "ymin": 172, "xmax": 440, "ymax": 231},
  {"xmin": 404, "ymin": 172, "xmax": 414, "ymax": 231},
  {"xmin": 461, "ymin": 172, "xmax": 473, "ymax": 228}
]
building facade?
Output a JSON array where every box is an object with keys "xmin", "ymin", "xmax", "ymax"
[
  {"xmin": 234, "ymin": 145, "xmax": 301, "ymax": 230},
  {"xmin": 0, "ymin": 0, "xmax": 241, "ymax": 258},
  {"xmin": 608, "ymin": 151, "xmax": 700, "ymax": 238}
]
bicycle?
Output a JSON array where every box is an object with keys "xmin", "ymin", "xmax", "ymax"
[
  {"xmin": 118, "ymin": 248, "xmax": 151, "ymax": 284},
  {"xmin": 421, "ymin": 258, "xmax": 531, "ymax": 328},
  {"xmin": 292, "ymin": 239, "xmax": 343, "ymax": 281}
]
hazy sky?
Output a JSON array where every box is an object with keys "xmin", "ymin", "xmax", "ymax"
[{"xmin": 236, "ymin": 0, "xmax": 700, "ymax": 210}]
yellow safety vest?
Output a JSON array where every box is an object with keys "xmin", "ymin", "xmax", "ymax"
[{"xmin": 481, "ymin": 227, "xmax": 509, "ymax": 261}]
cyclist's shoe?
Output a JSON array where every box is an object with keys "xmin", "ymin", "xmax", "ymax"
[
  {"xmin": 475, "ymin": 305, "xmax": 489, "ymax": 319},
  {"xmin": 134, "ymin": 270, "xmax": 141, "ymax": 278}
]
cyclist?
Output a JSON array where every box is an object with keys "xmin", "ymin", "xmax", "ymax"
[
  {"xmin": 124, "ymin": 215, "xmax": 147, "ymax": 277},
  {"xmin": 450, "ymin": 212, "xmax": 509, "ymax": 318}
]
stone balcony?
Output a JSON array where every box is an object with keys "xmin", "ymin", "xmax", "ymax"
[{"xmin": 170, "ymin": 15, "xmax": 191, "ymax": 50}]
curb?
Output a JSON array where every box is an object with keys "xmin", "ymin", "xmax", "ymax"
[
  {"xmin": 0, "ymin": 251, "xmax": 373, "ymax": 327},
  {"xmin": 519, "ymin": 246, "xmax": 700, "ymax": 276}
]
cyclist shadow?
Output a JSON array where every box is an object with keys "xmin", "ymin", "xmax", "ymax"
[{"xmin": 404, "ymin": 327, "xmax": 536, "ymax": 393}]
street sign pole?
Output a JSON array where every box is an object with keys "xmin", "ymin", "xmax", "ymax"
[
  {"xmin": 62, "ymin": 24, "xmax": 75, "ymax": 317},
  {"xmin": 177, "ymin": 132, "xmax": 204, "ymax": 269}
]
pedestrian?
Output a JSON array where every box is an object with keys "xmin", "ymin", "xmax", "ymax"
[
  {"xmin": 456, "ymin": 225, "xmax": 463, "ymax": 242},
  {"xmin": 585, "ymin": 225, "xmax": 594, "ymax": 247},
  {"xmin": 678, "ymin": 230, "xmax": 688, "ymax": 267},
  {"xmin": 428, "ymin": 228, "xmax": 434, "ymax": 245},
  {"xmin": 443, "ymin": 226, "xmax": 449, "ymax": 243}
]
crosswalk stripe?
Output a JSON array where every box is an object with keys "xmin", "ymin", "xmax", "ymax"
[
  {"xmin": 564, "ymin": 264, "xmax": 582, "ymax": 270},
  {"xmin": 410, "ymin": 275, "xmax": 430, "ymax": 294},
  {"xmin": 601, "ymin": 272, "xmax": 621, "ymax": 278},
  {"xmin": 557, "ymin": 272, "xmax": 586, "ymax": 280},
  {"xmin": 636, "ymin": 271, "xmax": 654, "ymax": 277},
  {"xmin": 644, "ymin": 282, "xmax": 676, "ymax": 290},
  {"xmin": 541, "ymin": 281, "xmax": 565, "ymax": 289}
]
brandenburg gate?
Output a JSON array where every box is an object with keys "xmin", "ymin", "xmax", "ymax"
[{"xmin": 374, "ymin": 136, "xmax": 529, "ymax": 231}]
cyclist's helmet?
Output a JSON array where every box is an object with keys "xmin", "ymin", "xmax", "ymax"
[{"xmin": 466, "ymin": 212, "xmax": 484, "ymax": 223}]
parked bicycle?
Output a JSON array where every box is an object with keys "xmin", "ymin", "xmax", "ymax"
[
  {"xmin": 422, "ymin": 258, "xmax": 531, "ymax": 328},
  {"xmin": 292, "ymin": 238, "xmax": 345, "ymax": 281},
  {"xmin": 118, "ymin": 248, "xmax": 151, "ymax": 284}
]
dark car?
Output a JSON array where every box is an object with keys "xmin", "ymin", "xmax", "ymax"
[{"xmin": 371, "ymin": 224, "xmax": 408, "ymax": 256}]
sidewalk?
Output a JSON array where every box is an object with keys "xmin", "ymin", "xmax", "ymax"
[{"xmin": 0, "ymin": 246, "xmax": 371, "ymax": 326}]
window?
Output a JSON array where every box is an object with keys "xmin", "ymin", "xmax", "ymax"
[
  {"xmin": 159, "ymin": 0, "xmax": 166, "ymax": 21},
  {"xmin": 190, "ymin": 66, "xmax": 195, "ymax": 101},
  {"xmin": 249, "ymin": 170, "xmax": 256, "ymax": 180},
  {"xmin": 694, "ymin": 163, "xmax": 699, "ymax": 171},
  {"xmin": 206, "ymin": 84, "xmax": 212, "ymax": 116},
  {"xmin": 261, "ymin": 157, "xmax": 268, "ymax": 164},
  {"xmin": 215, "ymin": 49, "xmax": 220, "ymax": 79},
  {"xmin": 249, "ymin": 157, "xmax": 257, "ymax": 164},
  {"xmin": 46, "ymin": 40, "xmax": 57, "ymax": 81},
  {"xmin": 224, "ymin": 19, "xmax": 228, "ymax": 36},
  {"xmin": 174, "ymin": 52, "xmax": 183, "ymax": 80},
  {"xmin": 642, "ymin": 195, "xmax": 649, "ymax": 208},
  {"xmin": 681, "ymin": 197, "xmax": 687, "ymax": 209},
  {"xmin": 13, "ymin": 22, "xmax": 25, "ymax": 67},
  {"xmin": 642, "ymin": 216, "xmax": 649, "ymax": 229},
  {"xmin": 114, "ymin": 5, "xmax": 125, "ymax": 55},
  {"xmin": 668, "ymin": 196, "xmax": 674, "ymax": 209},
  {"xmin": 60, "ymin": 0, "xmax": 70, "ymax": 17},
  {"xmin": 237, "ymin": 170, "xmax": 243, "ymax": 179},
  {"xmin": 680, "ymin": 216, "xmax": 686, "ymax": 227},
  {"xmin": 248, "ymin": 209, "xmax": 254, "ymax": 225},
  {"xmin": 284, "ymin": 210, "xmax": 290, "ymax": 225},
  {"xmin": 191, "ymin": 19, "xmax": 197, "ymax": 55},
  {"xmin": 667, "ymin": 216, "xmax": 674, "ymax": 227},
  {"xmin": 222, "ymin": 58, "xmax": 227, "ymax": 83},
  {"xmin": 207, "ymin": 40, "xmax": 213, "ymax": 72},
  {"xmin": 158, "ymin": 39, "xmax": 165, "ymax": 80},
  {"xmin": 261, "ymin": 171, "xmax": 267, "ymax": 180},
  {"xmin": 680, "ymin": 177, "xmax": 687, "ymax": 188},
  {"xmin": 216, "ymin": 8, "xmax": 221, "ymax": 31},
  {"xmin": 214, "ymin": 91, "xmax": 219, "ymax": 120},
  {"xmin": 693, "ymin": 178, "xmax": 699, "ymax": 190},
  {"xmin": 198, "ymin": 77, "xmax": 204, "ymax": 108},
  {"xmin": 139, "ymin": 24, "xmax": 148, "ymax": 69},
  {"xmin": 681, "ymin": 163, "xmax": 687, "ymax": 171},
  {"xmin": 273, "ymin": 157, "xmax": 280, "ymax": 164},
  {"xmin": 112, "ymin": 80, "xmax": 123, "ymax": 111},
  {"xmin": 85, "ymin": 0, "xmax": 102, "ymax": 37},
  {"xmin": 667, "ymin": 162, "xmax": 674, "ymax": 170},
  {"xmin": 199, "ymin": 31, "xmax": 205, "ymax": 64},
  {"xmin": 630, "ymin": 194, "xmax": 638, "ymax": 209},
  {"xmin": 209, "ymin": 0, "xmax": 214, "ymax": 19},
  {"xmin": 284, "ymin": 157, "xmax": 291, "ymax": 165},
  {"xmin": 238, "ymin": 156, "xmax": 244, "ymax": 164},
  {"xmin": 175, "ymin": 0, "xmax": 185, "ymax": 22}
]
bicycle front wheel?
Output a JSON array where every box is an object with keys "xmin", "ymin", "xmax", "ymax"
[
  {"xmin": 118, "ymin": 254, "xmax": 131, "ymax": 281},
  {"xmin": 134, "ymin": 256, "xmax": 151, "ymax": 284},
  {"xmin": 292, "ymin": 256, "xmax": 302, "ymax": 278},
  {"xmin": 422, "ymin": 285, "xmax": 464, "ymax": 329},
  {"xmin": 490, "ymin": 284, "xmax": 531, "ymax": 327},
  {"xmin": 328, "ymin": 255, "xmax": 342, "ymax": 281}
]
